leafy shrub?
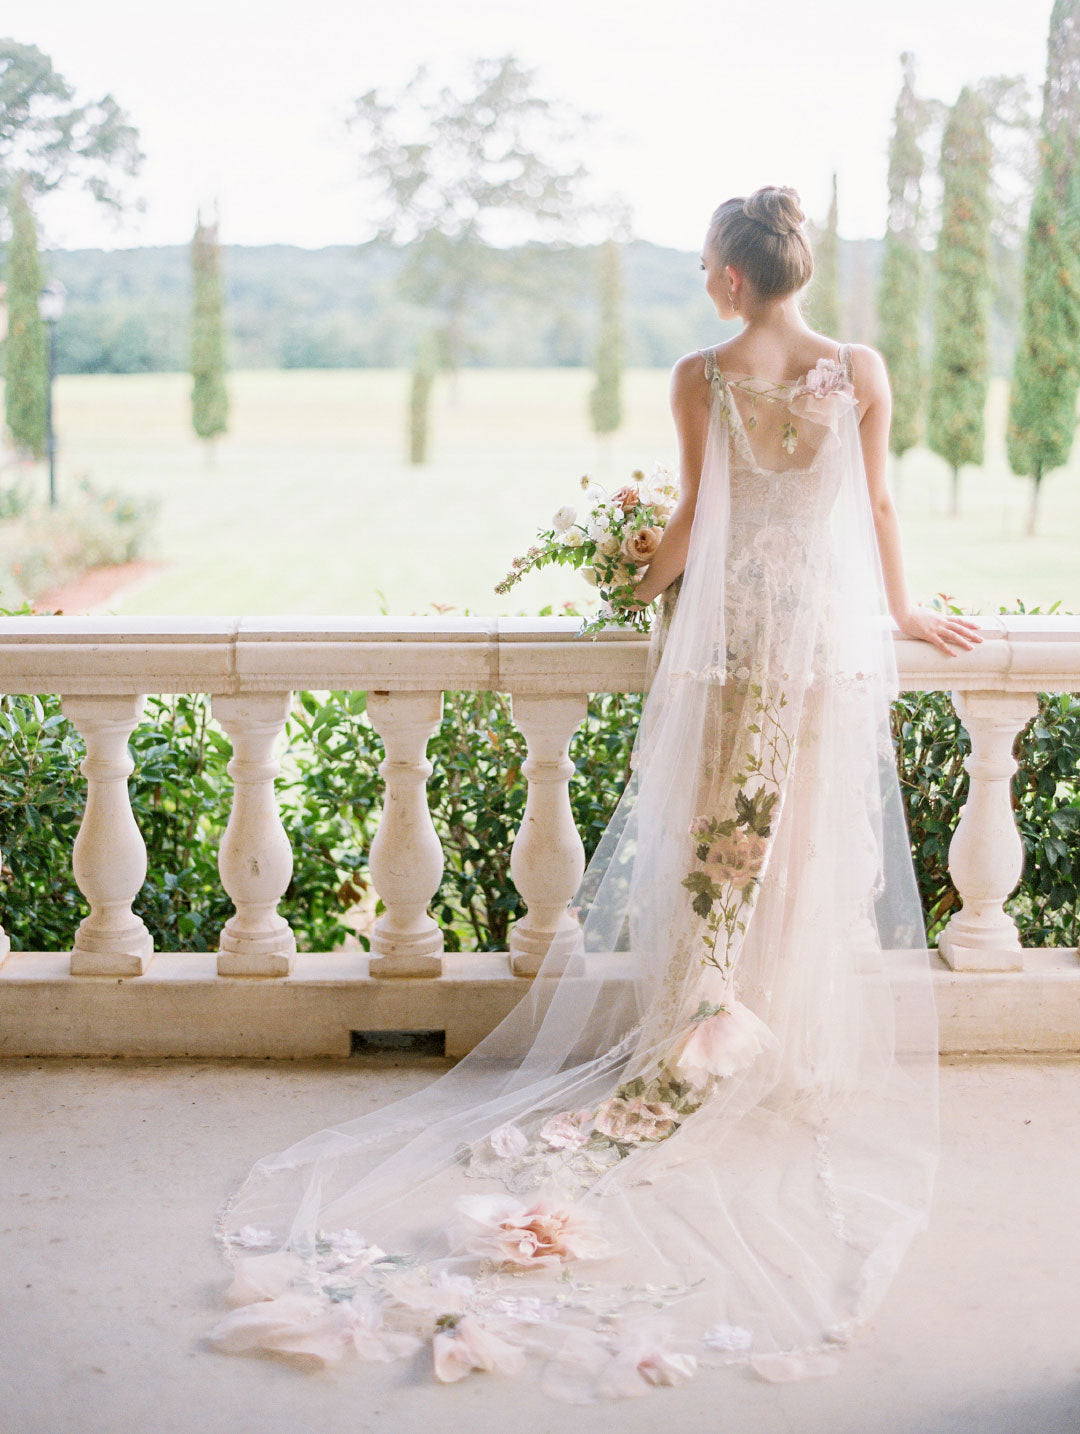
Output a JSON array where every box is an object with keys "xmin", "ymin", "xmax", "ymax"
[
  {"xmin": 891, "ymin": 599, "xmax": 1079, "ymax": 948},
  {"xmin": 0, "ymin": 475, "xmax": 158, "ymax": 605},
  {"xmin": 0, "ymin": 603, "xmax": 1077, "ymax": 953}
]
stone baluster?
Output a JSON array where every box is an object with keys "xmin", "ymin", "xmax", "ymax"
[
  {"xmin": 938, "ymin": 690, "xmax": 1039, "ymax": 972},
  {"xmin": 63, "ymin": 694, "xmax": 153, "ymax": 976},
  {"xmin": 366, "ymin": 691, "xmax": 445, "ymax": 976},
  {"xmin": 212, "ymin": 693, "xmax": 296, "ymax": 977},
  {"xmin": 509, "ymin": 692, "xmax": 589, "ymax": 977}
]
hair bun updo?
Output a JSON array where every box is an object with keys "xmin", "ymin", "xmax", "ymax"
[
  {"xmin": 741, "ymin": 186, "xmax": 805, "ymax": 236},
  {"xmin": 705, "ymin": 185, "xmax": 813, "ymax": 299}
]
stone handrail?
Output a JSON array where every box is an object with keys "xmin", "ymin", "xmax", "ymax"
[
  {"xmin": 1, "ymin": 612, "xmax": 1078, "ymax": 695},
  {"xmin": 1, "ymin": 614, "xmax": 1078, "ymax": 1057}
]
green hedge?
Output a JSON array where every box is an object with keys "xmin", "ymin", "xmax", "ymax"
[{"xmin": 0, "ymin": 618, "xmax": 1077, "ymax": 954}]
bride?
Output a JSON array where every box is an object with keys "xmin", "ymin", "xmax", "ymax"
[{"xmin": 208, "ymin": 185, "xmax": 982, "ymax": 1399}]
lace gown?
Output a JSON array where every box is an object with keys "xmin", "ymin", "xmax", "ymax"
[{"xmin": 209, "ymin": 345, "xmax": 940, "ymax": 1399}]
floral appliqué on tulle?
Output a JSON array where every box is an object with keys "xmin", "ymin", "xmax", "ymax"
[{"xmin": 461, "ymin": 996, "xmax": 778, "ymax": 1197}]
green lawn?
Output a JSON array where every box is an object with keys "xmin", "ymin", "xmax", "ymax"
[{"xmin": 10, "ymin": 367, "xmax": 1080, "ymax": 617}]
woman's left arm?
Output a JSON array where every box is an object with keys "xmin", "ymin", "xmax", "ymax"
[{"xmin": 855, "ymin": 345, "xmax": 983, "ymax": 657}]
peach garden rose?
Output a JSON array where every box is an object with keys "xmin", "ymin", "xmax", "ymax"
[{"xmin": 621, "ymin": 524, "xmax": 663, "ymax": 565}]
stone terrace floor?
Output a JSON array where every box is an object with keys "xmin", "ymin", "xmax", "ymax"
[{"xmin": 1, "ymin": 1055, "xmax": 1078, "ymax": 1434}]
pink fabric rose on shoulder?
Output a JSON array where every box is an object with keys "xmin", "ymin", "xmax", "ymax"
[{"xmin": 789, "ymin": 357, "xmax": 855, "ymax": 432}]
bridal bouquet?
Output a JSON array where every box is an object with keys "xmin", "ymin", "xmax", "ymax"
[{"xmin": 495, "ymin": 464, "xmax": 678, "ymax": 638}]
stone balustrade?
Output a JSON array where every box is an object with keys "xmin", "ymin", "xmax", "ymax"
[{"xmin": 0, "ymin": 614, "xmax": 1077, "ymax": 1058}]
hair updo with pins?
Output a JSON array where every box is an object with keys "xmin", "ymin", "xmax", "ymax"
[{"xmin": 706, "ymin": 185, "xmax": 814, "ymax": 299}]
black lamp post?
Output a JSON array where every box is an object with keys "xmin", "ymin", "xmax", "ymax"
[{"xmin": 37, "ymin": 279, "xmax": 67, "ymax": 507}]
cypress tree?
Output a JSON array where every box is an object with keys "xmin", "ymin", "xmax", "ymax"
[
  {"xmin": 190, "ymin": 206, "xmax": 228, "ymax": 456},
  {"xmin": 927, "ymin": 86, "xmax": 993, "ymax": 516},
  {"xmin": 1006, "ymin": 0, "xmax": 1080, "ymax": 536},
  {"xmin": 805, "ymin": 172, "xmax": 841, "ymax": 337},
  {"xmin": 588, "ymin": 238, "xmax": 623, "ymax": 437},
  {"xmin": 408, "ymin": 332, "xmax": 437, "ymax": 465},
  {"xmin": 878, "ymin": 53, "xmax": 930, "ymax": 462},
  {"xmin": 3, "ymin": 174, "xmax": 48, "ymax": 459}
]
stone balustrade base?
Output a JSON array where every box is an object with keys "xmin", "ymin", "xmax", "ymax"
[{"xmin": 0, "ymin": 948, "xmax": 1076, "ymax": 1059}]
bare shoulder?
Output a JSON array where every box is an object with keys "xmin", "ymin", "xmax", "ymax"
[
  {"xmin": 846, "ymin": 343, "xmax": 890, "ymax": 409},
  {"xmin": 670, "ymin": 349, "xmax": 711, "ymax": 410}
]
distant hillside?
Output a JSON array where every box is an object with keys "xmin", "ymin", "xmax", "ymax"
[{"xmin": 7, "ymin": 233, "xmax": 1021, "ymax": 375}]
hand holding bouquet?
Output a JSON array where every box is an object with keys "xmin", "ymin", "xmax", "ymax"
[{"xmin": 495, "ymin": 464, "xmax": 678, "ymax": 638}]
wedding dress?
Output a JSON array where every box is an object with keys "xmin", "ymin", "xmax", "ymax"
[{"xmin": 208, "ymin": 343, "xmax": 939, "ymax": 1399}]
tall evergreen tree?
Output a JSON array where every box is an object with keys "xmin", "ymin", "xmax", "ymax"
[
  {"xmin": 190, "ymin": 206, "xmax": 228, "ymax": 455},
  {"xmin": 1006, "ymin": 0, "xmax": 1080, "ymax": 536},
  {"xmin": 927, "ymin": 86, "xmax": 994, "ymax": 516},
  {"xmin": 878, "ymin": 53, "xmax": 930, "ymax": 463},
  {"xmin": 588, "ymin": 238, "xmax": 623, "ymax": 437},
  {"xmin": 408, "ymin": 332, "xmax": 437, "ymax": 465},
  {"xmin": 3, "ymin": 173, "xmax": 47, "ymax": 458},
  {"xmin": 805, "ymin": 172, "xmax": 841, "ymax": 336}
]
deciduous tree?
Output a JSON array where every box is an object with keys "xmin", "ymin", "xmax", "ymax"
[
  {"xmin": 0, "ymin": 38, "xmax": 143, "ymax": 223},
  {"xmin": 347, "ymin": 54, "xmax": 594, "ymax": 460}
]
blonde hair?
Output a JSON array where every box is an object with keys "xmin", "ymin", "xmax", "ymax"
[{"xmin": 706, "ymin": 185, "xmax": 814, "ymax": 299}]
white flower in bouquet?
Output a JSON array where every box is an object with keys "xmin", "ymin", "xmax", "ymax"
[
  {"xmin": 551, "ymin": 505, "xmax": 577, "ymax": 532},
  {"xmin": 642, "ymin": 463, "xmax": 679, "ymax": 513},
  {"xmin": 561, "ymin": 526, "xmax": 585, "ymax": 548}
]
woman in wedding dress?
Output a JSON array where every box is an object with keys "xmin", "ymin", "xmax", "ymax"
[{"xmin": 208, "ymin": 185, "xmax": 982, "ymax": 1400}]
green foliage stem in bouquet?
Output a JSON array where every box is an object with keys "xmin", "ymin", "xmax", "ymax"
[{"xmin": 495, "ymin": 463, "xmax": 678, "ymax": 638}]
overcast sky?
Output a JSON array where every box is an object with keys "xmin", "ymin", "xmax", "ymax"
[{"xmin": 12, "ymin": 0, "xmax": 1054, "ymax": 254}]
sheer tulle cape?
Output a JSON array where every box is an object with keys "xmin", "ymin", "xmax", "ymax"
[{"xmin": 210, "ymin": 356, "xmax": 939, "ymax": 1397}]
